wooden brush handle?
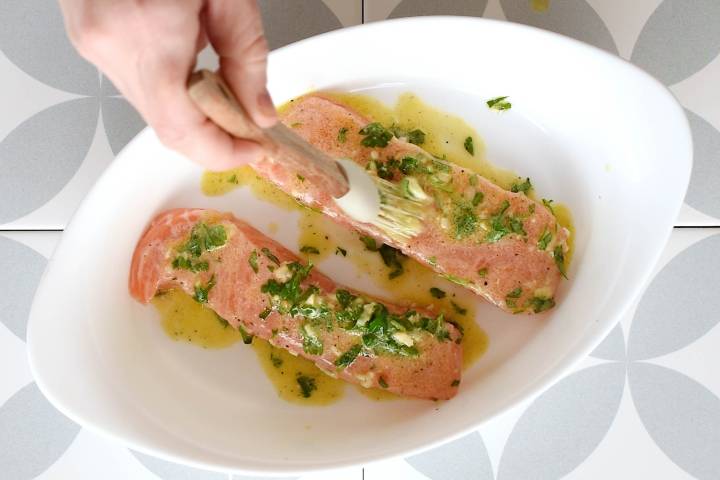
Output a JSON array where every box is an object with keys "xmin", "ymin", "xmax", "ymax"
[{"xmin": 187, "ymin": 69, "xmax": 349, "ymax": 197}]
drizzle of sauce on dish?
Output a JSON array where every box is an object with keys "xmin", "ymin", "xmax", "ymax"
[
  {"xmin": 152, "ymin": 289, "xmax": 242, "ymax": 348},
  {"xmin": 252, "ymin": 337, "xmax": 345, "ymax": 405}
]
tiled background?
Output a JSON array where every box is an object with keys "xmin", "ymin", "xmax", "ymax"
[{"xmin": 1, "ymin": 0, "xmax": 719, "ymax": 479}]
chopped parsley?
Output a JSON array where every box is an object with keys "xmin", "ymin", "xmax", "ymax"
[
  {"xmin": 337, "ymin": 127, "xmax": 348, "ymax": 143},
  {"xmin": 472, "ymin": 191, "xmax": 484, "ymax": 206},
  {"xmin": 296, "ymin": 374, "xmax": 317, "ymax": 398},
  {"xmin": 335, "ymin": 246, "xmax": 347, "ymax": 257},
  {"xmin": 335, "ymin": 289, "xmax": 355, "ymax": 309},
  {"xmin": 270, "ymin": 353, "xmax": 283, "ymax": 368},
  {"xmin": 542, "ymin": 198, "xmax": 555, "ymax": 215},
  {"xmin": 259, "ymin": 307, "xmax": 271, "ymax": 320},
  {"xmin": 301, "ymin": 324, "xmax": 324, "ymax": 355},
  {"xmin": 261, "ymin": 247, "xmax": 280, "ymax": 265},
  {"xmin": 227, "ymin": 174, "xmax": 238, "ymax": 184},
  {"xmin": 378, "ymin": 376, "xmax": 388, "ymax": 388},
  {"xmin": 464, "ymin": 136, "xmax": 474, "ymax": 155},
  {"xmin": 215, "ymin": 314, "xmax": 229, "ymax": 328},
  {"xmin": 360, "ymin": 235, "xmax": 379, "ymax": 251},
  {"xmin": 451, "ymin": 379, "xmax": 461, "ymax": 387},
  {"xmin": 379, "ymin": 244, "xmax": 405, "ymax": 279},
  {"xmin": 407, "ymin": 129, "xmax": 426, "ymax": 145},
  {"xmin": 248, "ymin": 250, "xmax": 259, "ymax": 273},
  {"xmin": 300, "ymin": 245, "xmax": 320, "ymax": 255},
  {"xmin": 399, "ymin": 156, "xmax": 421, "ymax": 175},
  {"xmin": 359, "ymin": 122, "xmax": 393, "ymax": 148},
  {"xmin": 469, "ymin": 174, "xmax": 479, "ymax": 186},
  {"xmin": 237, "ymin": 324, "xmax": 254, "ymax": 344},
  {"xmin": 451, "ymin": 302, "xmax": 467, "ymax": 315},
  {"xmin": 511, "ymin": 177, "xmax": 532, "ymax": 194},
  {"xmin": 376, "ymin": 157, "xmax": 400, "ymax": 180},
  {"xmin": 487, "ymin": 96, "xmax": 512, "ymax": 111},
  {"xmin": 429, "ymin": 287, "xmax": 446, "ymax": 299},
  {"xmin": 553, "ymin": 245, "xmax": 568, "ymax": 278},
  {"xmin": 290, "ymin": 122, "xmax": 302, "ymax": 128},
  {"xmin": 296, "ymin": 174, "xmax": 305, "ymax": 182},
  {"xmin": 485, "ymin": 200, "xmax": 526, "ymax": 242},
  {"xmin": 171, "ymin": 256, "xmax": 208, "ymax": 273},
  {"xmin": 454, "ymin": 204, "xmax": 479, "ymax": 239},
  {"xmin": 477, "ymin": 267, "xmax": 488, "ymax": 277},
  {"xmin": 334, "ymin": 344, "xmax": 362, "ymax": 368},
  {"xmin": 528, "ymin": 296, "xmax": 555, "ymax": 313},
  {"xmin": 193, "ymin": 275, "xmax": 216, "ymax": 304},
  {"xmin": 428, "ymin": 256, "xmax": 437, "ymax": 266},
  {"xmin": 505, "ymin": 286, "xmax": 522, "ymax": 308},
  {"xmin": 537, "ymin": 230, "xmax": 552, "ymax": 250}
]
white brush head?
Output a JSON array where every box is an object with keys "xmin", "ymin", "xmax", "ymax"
[{"xmin": 333, "ymin": 158, "xmax": 427, "ymax": 241}]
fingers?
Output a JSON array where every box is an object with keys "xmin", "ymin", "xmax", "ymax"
[{"xmin": 205, "ymin": 0, "xmax": 277, "ymax": 128}]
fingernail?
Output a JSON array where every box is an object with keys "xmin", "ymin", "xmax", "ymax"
[{"xmin": 257, "ymin": 91, "xmax": 277, "ymax": 120}]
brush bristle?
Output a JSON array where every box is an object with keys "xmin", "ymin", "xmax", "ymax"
[{"xmin": 373, "ymin": 177, "xmax": 428, "ymax": 240}]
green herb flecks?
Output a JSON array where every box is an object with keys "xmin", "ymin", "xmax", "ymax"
[
  {"xmin": 172, "ymin": 256, "xmax": 208, "ymax": 273},
  {"xmin": 360, "ymin": 235, "xmax": 379, "ymax": 251},
  {"xmin": 337, "ymin": 127, "xmax": 348, "ymax": 144},
  {"xmin": 376, "ymin": 158, "xmax": 400, "ymax": 180},
  {"xmin": 454, "ymin": 203, "xmax": 478, "ymax": 239},
  {"xmin": 193, "ymin": 275, "xmax": 216, "ymax": 304},
  {"xmin": 301, "ymin": 324, "xmax": 324, "ymax": 355},
  {"xmin": 537, "ymin": 230, "xmax": 552, "ymax": 251},
  {"xmin": 334, "ymin": 344, "xmax": 362, "ymax": 368},
  {"xmin": 511, "ymin": 177, "xmax": 532, "ymax": 195},
  {"xmin": 464, "ymin": 136, "xmax": 474, "ymax": 155},
  {"xmin": 553, "ymin": 245, "xmax": 568, "ymax": 278},
  {"xmin": 227, "ymin": 174, "xmax": 238, "ymax": 184},
  {"xmin": 379, "ymin": 244, "xmax": 405, "ymax": 279},
  {"xmin": 335, "ymin": 246, "xmax": 347, "ymax": 257},
  {"xmin": 451, "ymin": 301, "xmax": 467, "ymax": 315},
  {"xmin": 472, "ymin": 191, "xmax": 484, "ymax": 206},
  {"xmin": 359, "ymin": 122, "xmax": 393, "ymax": 148},
  {"xmin": 270, "ymin": 353, "xmax": 283, "ymax": 368},
  {"xmin": 379, "ymin": 377, "xmax": 388, "ymax": 388},
  {"xmin": 237, "ymin": 323, "xmax": 254, "ymax": 344},
  {"xmin": 542, "ymin": 198, "xmax": 555, "ymax": 215},
  {"xmin": 300, "ymin": 245, "xmax": 320, "ymax": 255},
  {"xmin": 485, "ymin": 200, "xmax": 526, "ymax": 242},
  {"xmin": 261, "ymin": 247, "xmax": 280, "ymax": 265},
  {"xmin": 296, "ymin": 374, "xmax": 317, "ymax": 398},
  {"xmin": 451, "ymin": 379, "xmax": 461, "ymax": 387},
  {"xmin": 477, "ymin": 268, "xmax": 488, "ymax": 277},
  {"xmin": 429, "ymin": 287, "xmax": 446, "ymax": 299},
  {"xmin": 248, "ymin": 250, "xmax": 259, "ymax": 273},
  {"xmin": 296, "ymin": 174, "xmax": 305, "ymax": 182},
  {"xmin": 528, "ymin": 296, "xmax": 555, "ymax": 313},
  {"xmin": 487, "ymin": 96, "xmax": 512, "ymax": 111},
  {"xmin": 505, "ymin": 287, "xmax": 522, "ymax": 308},
  {"xmin": 179, "ymin": 222, "xmax": 227, "ymax": 258}
]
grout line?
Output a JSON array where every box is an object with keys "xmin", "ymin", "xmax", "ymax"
[
  {"xmin": 0, "ymin": 229, "xmax": 64, "ymax": 232},
  {"xmin": 674, "ymin": 225, "xmax": 720, "ymax": 229},
  {"xmin": 361, "ymin": 0, "xmax": 365, "ymax": 23},
  {"xmin": 362, "ymin": 466, "xmax": 365, "ymax": 480}
]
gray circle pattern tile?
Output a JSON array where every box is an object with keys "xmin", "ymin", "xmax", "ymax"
[
  {"xmin": 631, "ymin": 0, "xmax": 720, "ymax": 86},
  {"xmin": 0, "ymin": 0, "xmax": 99, "ymax": 95},
  {"xmin": 628, "ymin": 233, "xmax": 720, "ymax": 361},
  {"xmin": 0, "ymin": 236, "xmax": 46, "ymax": 340},
  {"xmin": 684, "ymin": 109, "xmax": 720, "ymax": 219},
  {"xmin": 0, "ymin": 97, "xmax": 99, "ymax": 223},
  {"xmin": 497, "ymin": 363, "xmax": 625, "ymax": 480},
  {"xmin": 499, "ymin": 0, "xmax": 618, "ymax": 54},
  {"xmin": 258, "ymin": 0, "xmax": 342, "ymax": 50},
  {"xmin": 131, "ymin": 451, "xmax": 226, "ymax": 480},
  {"xmin": 407, "ymin": 431, "xmax": 493, "ymax": 480},
  {"xmin": 0, "ymin": 382, "xmax": 80, "ymax": 480},
  {"xmin": 589, "ymin": 324, "xmax": 625, "ymax": 361},
  {"xmin": 102, "ymin": 97, "xmax": 147, "ymax": 155},
  {"xmin": 389, "ymin": 0, "xmax": 488, "ymax": 18},
  {"xmin": 629, "ymin": 362, "xmax": 720, "ymax": 480}
]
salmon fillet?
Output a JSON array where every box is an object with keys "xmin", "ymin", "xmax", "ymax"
[
  {"xmin": 251, "ymin": 95, "xmax": 570, "ymax": 314},
  {"xmin": 130, "ymin": 208, "xmax": 463, "ymax": 400}
]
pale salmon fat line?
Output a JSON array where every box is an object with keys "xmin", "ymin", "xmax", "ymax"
[
  {"xmin": 130, "ymin": 208, "xmax": 463, "ymax": 400},
  {"xmin": 256, "ymin": 94, "xmax": 570, "ymax": 314}
]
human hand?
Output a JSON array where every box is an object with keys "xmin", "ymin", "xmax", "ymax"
[{"xmin": 59, "ymin": 0, "xmax": 277, "ymax": 170}]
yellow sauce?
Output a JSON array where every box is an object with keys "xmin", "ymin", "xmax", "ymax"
[
  {"xmin": 191, "ymin": 90, "xmax": 574, "ymax": 402},
  {"xmin": 325, "ymin": 92, "xmax": 521, "ymax": 190},
  {"xmin": 531, "ymin": 0, "xmax": 550, "ymax": 12},
  {"xmin": 252, "ymin": 338, "xmax": 345, "ymax": 405},
  {"xmin": 152, "ymin": 289, "xmax": 242, "ymax": 348}
]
